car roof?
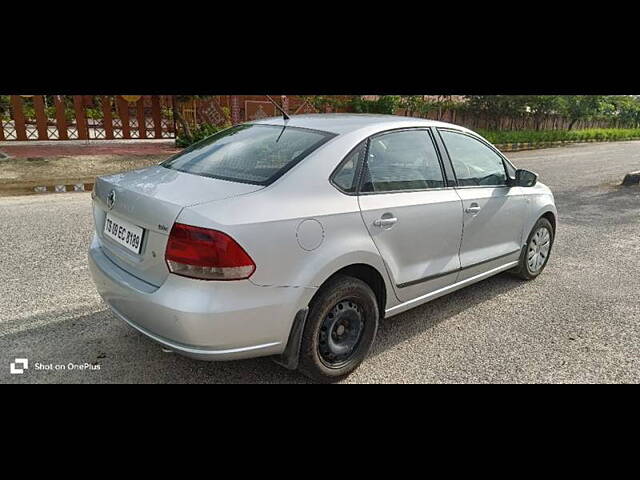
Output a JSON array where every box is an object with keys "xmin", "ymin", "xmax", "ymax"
[{"xmin": 250, "ymin": 113, "xmax": 471, "ymax": 135}]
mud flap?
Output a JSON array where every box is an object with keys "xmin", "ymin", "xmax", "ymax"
[{"xmin": 272, "ymin": 307, "xmax": 309, "ymax": 370}]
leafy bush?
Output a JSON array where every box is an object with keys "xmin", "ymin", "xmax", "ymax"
[
  {"xmin": 85, "ymin": 107, "xmax": 104, "ymax": 120},
  {"xmin": 176, "ymin": 123, "xmax": 231, "ymax": 148},
  {"xmin": 0, "ymin": 95, "xmax": 9, "ymax": 121},
  {"xmin": 349, "ymin": 96, "xmax": 401, "ymax": 114},
  {"xmin": 478, "ymin": 128, "xmax": 640, "ymax": 145},
  {"xmin": 303, "ymin": 95, "xmax": 404, "ymax": 114},
  {"xmin": 20, "ymin": 103, "xmax": 35, "ymax": 119}
]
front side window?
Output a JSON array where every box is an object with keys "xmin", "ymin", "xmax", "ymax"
[
  {"xmin": 361, "ymin": 130, "xmax": 444, "ymax": 193},
  {"xmin": 440, "ymin": 130, "xmax": 507, "ymax": 187},
  {"xmin": 163, "ymin": 124, "xmax": 335, "ymax": 185}
]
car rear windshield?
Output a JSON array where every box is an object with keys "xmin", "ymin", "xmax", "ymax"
[{"xmin": 162, "ymin": 124, "xmax": 336, "ymax": 185}]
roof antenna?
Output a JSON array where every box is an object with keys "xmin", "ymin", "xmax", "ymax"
[{"xmin": 266, "ymin": 95, "xmax": 290, "ymax": 121}]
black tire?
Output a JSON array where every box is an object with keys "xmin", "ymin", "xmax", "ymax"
[
  {"xmin": 298, "ymin": 275, "xmax": 379, "ymax": 383},
  {"xmin": 511, "ymin": 217, "xmax": 554, "ymax": 280}
]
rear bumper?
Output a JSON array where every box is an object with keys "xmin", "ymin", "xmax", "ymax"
[{"xmin": 88, "ymin": 235, "xmax": 316, "ymax": 361}]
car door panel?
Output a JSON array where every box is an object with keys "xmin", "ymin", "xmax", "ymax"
[
  {"xmin": 437, "ymin": 129, "xmax": 529, "ymax": 281},
  {"xmin": 359, "ymin": 190, "xmax": 463, "ymax": 302},
  {"xmin": 455, "ymin": 186, "xmax": 527, "ymax": 281},
  {"xmin": 354, "ymin": 129, "xmax": 463, "ymax": 303}
]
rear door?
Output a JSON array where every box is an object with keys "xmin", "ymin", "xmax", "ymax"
[
  {"xmin": 437, "ymin": 129, "xmax": 528, "ymax": 281},
  {"xmin": 357, "ymin": 129, "xmax": 464, "ymax": 303}
]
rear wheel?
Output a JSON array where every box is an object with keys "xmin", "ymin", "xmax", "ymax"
[
  {"xmin": 298, "ymin": 275, "xmax": 379, "ymax": 383},
  {"xmin": 512, "ymin": 217, "xmax": 554, "ymax": 280}
]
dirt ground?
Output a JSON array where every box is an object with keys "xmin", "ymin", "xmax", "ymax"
[
  {"xmin": 0, "ymin": 154, "xmax": 170, "ymax": 184},
  {"xmin": 0, "ymin": 142, "xmax": 180, "ymax": 195}
]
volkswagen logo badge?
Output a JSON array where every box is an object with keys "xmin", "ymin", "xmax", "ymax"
[{"xmin": 107, "ymin": 190, "xmax": 117, "ymax": 210}]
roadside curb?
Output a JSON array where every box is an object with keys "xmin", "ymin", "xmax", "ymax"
[
  {"xmin": 622, "ymin": 171, "xmax": 640, "ymax": 186},
  {"xmin": 33, "ymin": 182, "xmax": 95, "ymax": 194},
  {"xmin": 496, "ymin": 137, "xmax": 640, "ymax": 152},
  {"xmin": 0, "ymin": 139, "xmax": 175, "ymax": 148},
  {"xmin": 0, "ymin": 181, "xmax": 94, "ymax": 197}
]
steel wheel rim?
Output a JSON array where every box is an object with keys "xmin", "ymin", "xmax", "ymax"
[
  {"xmin": 527, "ymin": 227, "xmax": 551, "ymax": 273},
  {"xmin": 318, "ymin": 300, "xmax": 365, "ymax": 368}
]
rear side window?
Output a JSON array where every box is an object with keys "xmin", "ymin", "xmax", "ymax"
[
  {"xmin": 440, "ymin": 130, "xmax": 507, "ymax": 187},
  {"xmin": 332, "ymin": 141, "xmax": 367, "ymax": 193},
  {"xmin": 163, "ymin": 124, "xmax": 335, "ymax": 185},
  {"xmin": 361, "ymin": 130, "xmax": 445, "ymax": 192}
]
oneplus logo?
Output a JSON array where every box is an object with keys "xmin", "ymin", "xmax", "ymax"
[{"xmin": 10, "ymin": 358, "xmax": 29, "ymax": 375}]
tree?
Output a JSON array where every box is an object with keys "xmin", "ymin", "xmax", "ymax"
[
  {"xmin": 399, "ymin": 96, "xmax": 421, "ymax": 116},
  {"xmin": 608, "ymin": 95, "xmax": 640, "ymax": 128},
  {"xmin": 398, "ymin": 96, "xmax": 449, "ymax": 118},
  {"xmin": 171, "ymin": 95, "xmax": 232, "ymax": 144},
  {"xmin": 172, "ymin": 95, "xmax": 198, "ymax": 143},
  {"xmin": 557, "ymin": 95, "xmax": 611, "ymax": 130},
  {"xmin": 348, "ymin": 96, "xmax": 401, "ymax": 114},
  {"xmin": 524, "ymin": 95, "xmax": 563, "ymax": 130},
  {"xmin": 464, "ymin": 95, "xmax": 529, "ymax": 129}
]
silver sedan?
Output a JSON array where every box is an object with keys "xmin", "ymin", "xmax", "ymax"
[{"xmin": 88, "ymin": 114, "xmax": 557, "ymax": 382}]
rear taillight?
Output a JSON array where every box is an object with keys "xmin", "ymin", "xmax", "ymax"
[{"xmin": 165, "ymin": 223, "xmax": 256, "ymax": 281}]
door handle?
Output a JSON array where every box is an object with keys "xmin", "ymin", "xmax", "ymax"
[
  {"xmin": 465, "ymin": 204, "xmax": 481, "ymax": 214},
  {"xmin": 373, "ymin": 217, "xmax": 398, "ymax": 227}
]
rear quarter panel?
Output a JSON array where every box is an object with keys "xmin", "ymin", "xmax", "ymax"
[
  {"xmin": 177, "ymin": 130, "xmax": 400, "ymax": 310},
  {"xmin": 177, "ymin": 184, "xmax": 396, "ymax": 298}
]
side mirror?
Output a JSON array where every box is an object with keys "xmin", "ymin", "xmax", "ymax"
[{"xmin": 515, "ymin": 169, "xmax": 538, "ymax": 187}]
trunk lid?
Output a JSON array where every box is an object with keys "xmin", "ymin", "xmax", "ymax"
[{"xmin": 93, "ymin": 166, "xmax": 263, "ymax": 286}]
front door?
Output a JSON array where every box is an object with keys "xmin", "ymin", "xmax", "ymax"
[
  {"xmin": 357, "ymin": 129, "xmax": 464, "ymax": 303},
  {"xmin": 438, "ymin": 129, "xmax": 529, "ymax": 281}
]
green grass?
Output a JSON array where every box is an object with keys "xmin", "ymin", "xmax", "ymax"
[{"xmin": 478, "ymin": 128, "xmax": 640, "ymax": 145}]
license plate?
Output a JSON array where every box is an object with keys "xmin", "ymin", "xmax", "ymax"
[{"xmin": 104, "ymin": 213, "xmax": 145, "ymax": 255}]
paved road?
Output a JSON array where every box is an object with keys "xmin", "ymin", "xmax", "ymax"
[{"xmin": 1, "ymin": 141, "xmax": 639, "ymax": 383}]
